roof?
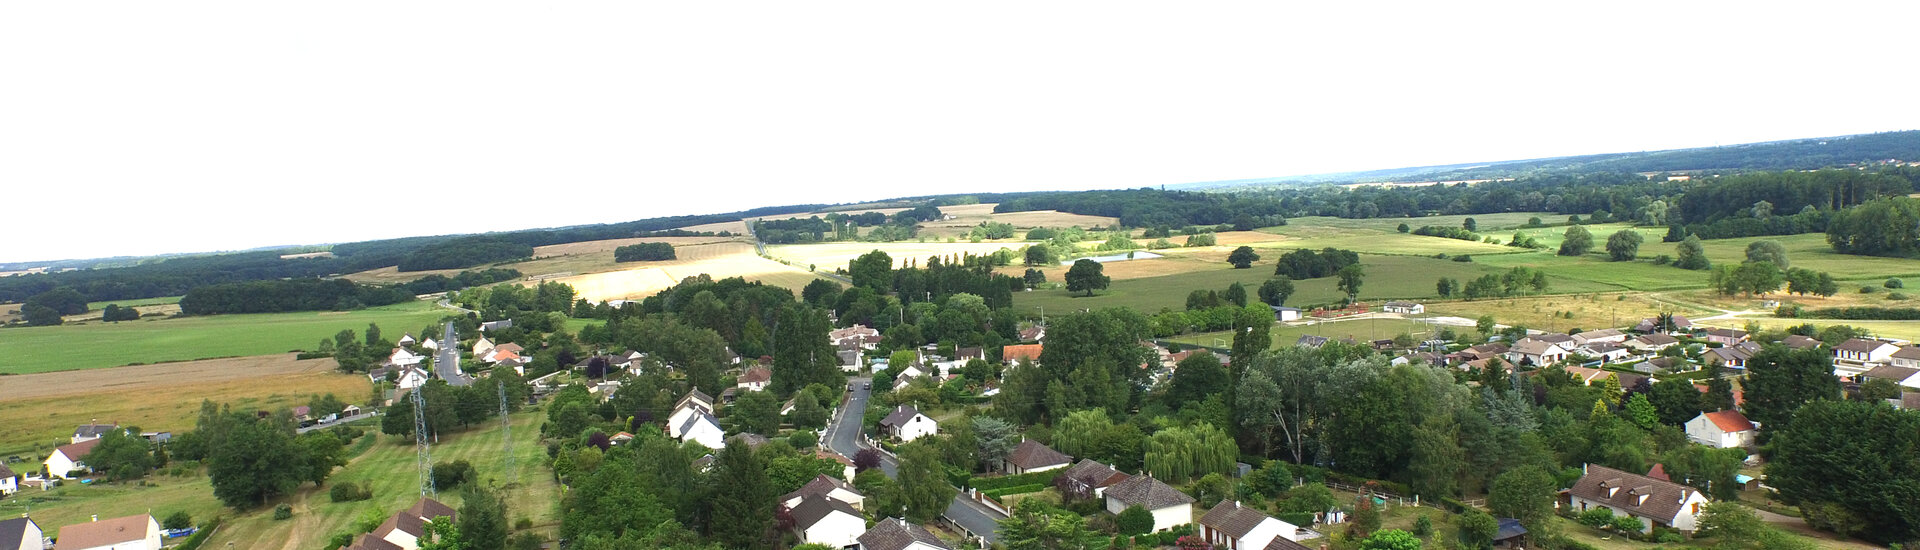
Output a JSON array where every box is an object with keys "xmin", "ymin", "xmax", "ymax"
[
  {"xmin": 1646, "ymin": 463, "xmax": 1670, "ymax": 481},
  {"xmin": 880, "ymin": 405, "xmax": 924, "ymax": 428},
  {"xmin": 1296, "ymin": 335, "xmax": 1329, "ymax": 347},
  {"xmin": 375, "ymin": 498, "xmax": 457, "ymax": 540},
  {"xmin": 790, "ymin": 494, "xmax": 863, "ymax": 530},
  {"xmin": 728, "ymin": 432, "xmax": 771, "ymax": 449},
  {"xmin": 678, "ymin": 410, "xmax": 721, "ymax": 437},
  {"xmin": 1576, "ymin": 329, "xmax": 1624, "ymax": 340},
  {"xmin": 859, "ymin": 518, "xmax": 951, "ymax": 550},
  {"xmin": 55, "ymin": 514, "xmax": 152, "ymax": 550},
  {"xmin": 1383, "ymin": 301, "xmax": 1418, "ymax": 308},
  {"xmin": 1865, "ymin": 364, "xmax": 1920, "ymax": 382},
  {"xmin": 1510, "ymin": 340, "xmax": 1563, "ymax": 357},
  {"xmin": 677, "ymin": 388, "xmax": 714, "ymax": 410},
  {"xmin": 1494, "ymin": 518, "xmax": 1529, "ymax": 541},
  {"xmin": 0, "ymin": 462, "xmax": 14, "ymax": 479},
  {"xmin": 1782, "ymin": 335, "xmax": 1821, "ymax": 349},
  {"xmin": 1199, "ymin": 500, "xmax": 1284, "ymax": 538},
  {"xmin": 1002, "ymin": 344, "xmax": 1044, "ymax": 363},
  {"xmin": 1469, "ymin": 343, "xmax": 1509, "ymax": 355},
  {"xmin": 740, "ymin": 366, "xmax": 772, "ymax": 384},
  {"xmin": 1534, "ymin": 333, "xmax": 1575, "ymax": 344},
  {"xmin": 1706, "ymin": 328, "xmax": 1747, "ymax": 338},
  {"xmin": 53, "ymin": 438, "xmax": 102, "ymax": 461},
  {"xmin": 1018, "ymin": 325, "xmax": 1046, "ymax": 342},
  {"xmin": 346, "ymin": 533, "xmax": 405, "ymax": 550},
  {"xmin": 1059, "ymin": 459, "xmax": 1130, "ymax": 489},
  {"xmin": 73, "ymin": 423, "xmax": 117, "ymax": 438},
  {"xmin": 1568, "ymin": 464, "xmax": 1699, "ymax": 522},
  {"xmin": 782, "ymin": 474, "xmax": 861, "ymax": 504},
  {"xmin": 1005, "ymin": 440, "xmax": 1072, "ymax": 471},
  {"xmin": 1893, "ymin": 347, "xmax": 1920, "ymax": 360},
  {"xmin": 1699, "ymin": 410, "xmax": 1756, "ymax": 433},
  {"xmin": 0, "ymin": 518, "xmax": 37, "ymax": 550},
  {"xmin": 1836, "ymin": 338, "xmax": 1893, "ymax": 353},
  {"xmin": 1635, "ymin": 333, "xmax": 1679, "ymax": 346},
  {"xmin": 1266, "ymin": 537, "xmax": 1315, "ymax": 550},
  {"xmin": 1104, "ymin": 475, "xmax": 1196, "ymax": 509}
]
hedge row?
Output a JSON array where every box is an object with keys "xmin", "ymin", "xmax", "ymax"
[
  {"xmin": 174, "ymin": 519, "xmax": 223, "ymax": 550},
  {"xmin": 982, "ymin": 484, "xmax": 1048, "ymax": 498},
  {"xmin": 969, "ymin": 469, "xmax": 1061, "ymax": 490},
  {"xmin": 1793, "ymin": 306, "xmax": 1920, "ymax": 320}
]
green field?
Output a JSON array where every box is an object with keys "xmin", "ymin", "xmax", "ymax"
[
  {"xmin": 1252, "ymin": 224, "xmax": 1518, "ymax": 257},
  {"xmin": 1282, "ymin": 212, "xmax": 1562, "ymax": 233},
  {"xmin": 1175, "ymin": 317, "xmax": 1436, "ymax": 350},
  {"xmin": 1695, "ymin": 232, "xmax": 1920, "ymax": 280},
  {"xmin": 1013, "ymin": 254, "xmax": 1617, "ymax": 314},
  {"xmin": 2, "ymin": 412, "xmax": 560, "ymax": 550},
  {"xmin": 0, "ymin": 300, "xmax": 454, "ymax": 374},
  {"xmin": 1473, "ymin": 250, "xmax": 1711, "ymax": 291},
  {"xmin": 86, "ymin": 295, "xmax": 182, "ymax": 309}
]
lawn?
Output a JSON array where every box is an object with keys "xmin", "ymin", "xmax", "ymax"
[
  {"xmin": 1695, "ymin": 232, "xmax": 1920, "ymax": 280},
  {"xmin": 1251, "ymin": 224, "xmax": 1518, "ymax": 257},
  {"xmin": 1473, "ymin": 251, "xmax": 1712, "ymax": 291},
  {"xmin": 1425, "ymin": 293, "xmax": 1713, "ymax": 334},
  {"xmin": 1013, "ymin": 254, "xmax": 1616, "ymax": 314},
  {"xmin": 0, "ymin": 300, "xmax": 454, "ymax": 374}
]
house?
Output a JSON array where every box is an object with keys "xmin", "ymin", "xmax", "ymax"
[
  {"xmin": 1706, "ymin": 342, "xmax": 1761, "ymax": 369},
  {"xmin": 1057, "ymin": 459, "xmax": 1131, "ymax": 498},
  {"xmin": 674, "ymin": 410, "xmax": 725, "ymax": 449},
  {"xmin": 419, "ymin": 337, "xmax": 439, "ymax": 351},
  {"xmin": 1567, "ymin": 464, "xmax": 1710, "ymax": 533},
  {"xmin": 782, "ymin": 474, "xmax": 866, "ymax": 511},
  {"xmin": 789, "ymin": 494, "xmax": 867, "ymax": 548},
  {"xmin": 1001, "ymin": 440, "xmax": 1072, "ymax": 475},
  {"xmin": 1295, "ymin": 335, "xmax": 1329, "ymax": 349},
  {"xmin": 839, "ymin": 349, "xmax": 867, "ymax": 373},
  {"xmin": 1271, "ymin": 306, "xmax": 1301, "ymax": 322},
  {"xmin": 1572, "ymin": 329, "xmax": 1628, "ymax": 346},
  {"xmin": 1381, "ymin": 301, "xmax": 1424, "ymax": 314},
  {"xmin": 1704, "ymin": 328, "xmax": 1749, "ymax": 345},
  {"xmin": 1634, "ymin": 316, "xmax": 1693, "ymax": 334},
  {"xmin": 1104, "ymin": 475, "xmax": 1196, "ymax": 533},
  {"xmin": 1492, "ymin": 518, "xmax": 1529, "ymax": 547},
  {"xmin": 1863, "ymin": 365, "xmax": 1920, "ymax": 390},
  {"xmin": 1889, "ymin": 347, "xmax": 1920, "ymax": 370},
  {"xmin": 829, "ymin": 325, "xmax": 882, "ymax": 350},
  {"xmin": 1448, "ymin": 343, "xmax": 1508, "ymax": 365},
  {"xmin": 858, "ymin": 518, "xmax": 951, "ymax": 550},
  {"xmin": 738, "ymin": 366, "xmax": 772, "ymax": 392},
  {"xmin": 1018, "ymin": 325, "xmax": 1047, "ymax": 343},
  {"xmin": 1391, "ymin": 352, "xmax": 1445, "ymax": 367},
  {"xmin": 362, "ymin": 498, "xmax": 457, "ymax": 550},
  {"xmin": 1577, "ymin": 343, "xmax": 1632, "ymax": 364},
  {"xmin": 398, "ymin": 333, "xmax": 416, "ymax": 347},
  {"xmin": 387, "ymin": 348, "xmax": 424, "ymax": 367},
  {"xmin": 1198, "ymin": 500, "xmax": 1299, "ymax": 550},
  {"xmin": 954, "ymin": 347, "xmax": 986, "ymax": 362},
  {"xmin": 1, "ymin": 517, "xmax": 43, "ymax": 550},
  {"xmin": 1557, "ymin": 367, "xmax": 1648, "ymax": 390},
  {"xmin": 1781, "ymin": 335, "xmax": 1821, "ymax": 350},
  {"xmin": 728, "ymin": 433, "xmax": 772, "ymax": 450},
  {"xmin": 667, "ymin": 388, "xmax": 716, "ymax": 439},
  {"xmin": 878, "ymin": 406, "xmax": 937, "ymax": 442},
  {"xmin": 1002, "ymin": 344, "xmax": 1044, "ymax": 366},
  {"xmin": 45, "ymin": 439, "xmax": 101, "ymax": 479},
  {"xmin": 54, "ymin": 514, "xmax": 160, "ymax": 550},
  {"xmin": 471, "ymin": 336, "xmax": 495, "ymax": 358},
  {"xmin": 1685, "ymin": 410, "xmax": 1757, "ymax": 449},
  {"xmin": 71, "ymin": 423, "xmax": 118, "ymax": 444},
  {"xmin": 1506, "ymin": 340, "xmax": 1569, "ymax": 366},
  {"xmin": 1527, "ymin": 333, "xmax": 1578, "ymax": 351},
  {"xmin": 1833, "ymin": 338, "xmax": 1901, "ymax": 378},
  {"xmin": 1891, "ymin": 392, "xmax": 1920, "ymax": 411},
  {"xmin": 479, "ymin": 319, "xmax": 513, "ymax": 332},
  {"xmin": 1626, "ymin": 333, "xmax": 1680, "ymax": 353},
  {"xmin": 0, "ymin": 463, "xmax": 16, "ymax": 496}
]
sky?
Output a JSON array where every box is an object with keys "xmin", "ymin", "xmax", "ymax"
[{"xmin": 4, "ymin": 2, "xmax": 1919, "ymax": 263}]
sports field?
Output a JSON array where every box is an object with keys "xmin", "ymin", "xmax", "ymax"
[{"xmin": 0, "ymin": 299, "xmax": 452, "ymax": 374}]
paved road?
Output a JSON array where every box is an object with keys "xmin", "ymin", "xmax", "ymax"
[
  {"xmin": 437, "ymin": 322, "xmax": 472, "ymax": 386},
  {"xmin": 824, "ymin": 378, "xmax": 1002, "ymax": 543},
  {"xmin": 297, "ymin": 412, "xmax": 376, "ymax": 434}
]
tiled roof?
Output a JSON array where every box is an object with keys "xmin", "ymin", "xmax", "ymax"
[
  {"xmin": 1568, "ymin": 464, "xmax": 1698, "ymax": 523},
  {"xmin": 1104, "ymin": 475, "xmax": 1195, "ymax": 509},
  {"xmin": 1635, "ymin": 333, "xmax": 1679, "ymax": 346},
  {"xmin": 1003, "ymin": 344, "xmax": 1044, "ymax": 363},
  {"xmin": 1866, "ymin": 365, "xmax": 1920, "ymax": 381},
  {"xmin": 880, "ymin": 406, "xmax": 924, "ymax": 428},
  {"xmin": 1836, "ymin": 338, "xmax": 1890, "ymax": 353},
  {"xmin": 1199, "ymin": 500, "xmax": 1283, "ymax": 538},
  {"xmin": 1005, "ymin": 440, "xmax": 1072, "ymax": 471},
  {"xmin": 73, "ymin": 424, "xmax": 117, "ymax": 439},
  {"xmin": 740, "ymin": 366, "xmax": 772, "ymax": 384},
  {"xmin": 1265, "ymin": 536, "xmax": 1314, "ymax": 550},
  {"xmin": 1059, "ymin": 459, "xmax": 1130, "ymax": 489},
  {"xmin": 55, "ymin": 514, "xmax": 151, "ymax": 549},
  {"xmin": 345, "ymin": 533, "xmax": 405, "ymax": 550},
  {"xmin": 1701, "ymin": 410, "xmax": 1755, "ymax": 433},
  {"xmin": 859, "ymin": 518, "xmax": 951, "ymax": 550},
  {"xmin": 53, "ymin": 438, "xmax": 101, "ymax": 461},
  {"xmin": 789, "ymin": 494, "xmax": 862, "ymax": 530},
  {"xmin": 1781, "ymin": 335, "xmax": 1820, "ymax": 349},
  {"xmin": 782, "ymin": 474, "xmax": 861, "ymax": 505}
]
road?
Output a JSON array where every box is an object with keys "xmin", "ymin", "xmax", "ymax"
[
  {"xmin": 437, "ymin": 321, "xmax": 472, "ymax": 386},
  {"xmin": 824, "ymin": 378, "xmax": 1003, "ymax": 544},
  {"xmin": 297, "ymin": 412, "xmax": 376, "ymax": 434}
]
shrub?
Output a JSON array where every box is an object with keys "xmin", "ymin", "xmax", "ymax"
[
  {"xmin": 330, "ymin": 481, "xmax": 371, "ymax": 502},
  {"xmin": 1891, "ymin": 293, "xmax": 1910, "ymax": 301},
  {"xmin": 1577, "ymin": 508, "xmax": 1615, "ymax": 528},
  {"xmin": 1276, "ymin": 512, "xmax": 1315, "ymax": 527},
  {"xmin": 1452, "ymin": 255, "xmax": 1472, "ymax": 262},
  {"xmin": 509, "ymin": 533, "xmax": 546, "ymax": 550},
  {"xmin": 1860, "ymin": 286, "xmax": 1878, "ymax": 294},
  {"xmin": 1653, "ymin": 528, "xmax": 1684, "ymax": 543},
  {"xmin": 982, "ymin": 484, "xmax": 1046, "ymax": 499},
  {"xmin": 1609, "ymin": 515, "xmax": 1644, "ymax": 534},
  {"xmin": 1412, "ymin": 515, "xmax": 1433, "ymax": 537},
  {"xmin": 1653, "ymin": 255, "xmax": 1672, "ymax": 265},
  {"xmin": 1118, "ymin": 505, "xmax": 1155, "ymax": 535},
  {"xmin": 1888, "ymin": 278, "xmax": 1905, "ymax": 289},
  {"xmin": 274, "ymin": 504, "xmax": 294, "ymax": 520},
  {"xmin": 515, "ymin": 517, "xmax": 534, "ymax": 530},
  {"xmin": 163, "ymin": 511, "xmax": 193, "ymax": 530},
  {"xmin": 431, "ymin": 459, "xmax": 475, "ymax": 490},
  {"xmin": 173, "ymin": 518, "xmax": 222, "ymax": 550}
]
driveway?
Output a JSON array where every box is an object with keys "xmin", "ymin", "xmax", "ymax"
[{"xmin": 824, "ymin": 378, "xmax": 1001, "ymax": 543}]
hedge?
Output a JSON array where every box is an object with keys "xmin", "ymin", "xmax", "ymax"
[
  {"xmin": 1795, "ymin": 306, "xmax": 1920, "ymax": 320},
  {"xmin": 175, "ymin": 518, "xmax": 223, "ymax": 550},
  {"xmin": 1326, "ymin": 472, "xmax": 1411, "ymax": 497},
  {"xmin": 969, "ymin": 470, "xmax": 1061, "ymax": 490},
  {"xmin": 1276, "ymin": 512, "xmax": 1315, "ymax": 527},
  {"xmin": 982, "ymin": 484, "xmax": 1047, "ymax": 498}
]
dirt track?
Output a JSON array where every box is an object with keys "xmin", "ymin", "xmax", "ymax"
[{"xmin": 0, "ymin": 353, "xmax": 339, "ymax": 402}]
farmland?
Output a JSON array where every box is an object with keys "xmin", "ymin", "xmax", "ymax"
[
  {"xmin": 0, "ymin": 299, "xmax": 452, "ymax": 374},
  {"xmin": 767, "ymin": 242, "xmax": 1024, "ymax": 271},
  {"xmin": 534, "ymin": 240, "xmax": 834, "ymax": 302},
  {"xmin": 343, "ymin": 235, "xmax": 743, "ymax": 285},
  {"xmin": 1424, "ymin": 293, "xmax": 1712, "ymax": 335}
]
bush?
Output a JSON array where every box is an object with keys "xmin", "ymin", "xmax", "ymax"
[
  {"xmin": 1888, "ymin": 278, "xmax": 1905, "ymax": 289},
  {"xmin": 515, "ymin": 517, "xmax": 534, "ymax": 530},
  {"xmin": 982, "ymin": 484, "xmax": 1047, "ymax": 498},
  {"xmin": 614, "ymin": 242, "xmax": 676, "ymax": 262},
  {"xmin": 1117, "ymin": 505, "xmax": 1155, "ymax": 536},
  {"xmin": 163, "ymin": 511, "xmax": 193, "ymax": 530},
  {"xmin": 1412, "ymin": 515, "xmax": 1433, "ymax": 537},
  {"xmin": 1577, "ymin": 508, "xmax": 1615, "ymax": 528},
  {"xmin": 970, "ymin": 470, "xmax": 1060, "ymax": 490},
  {"xmin": 1452, "ymin": 255, "xmax": 1472, "ymax": 262},
  {"xmin": 1609, "ymin": 515, "xmax": 1644, "ymax": 534},
  {"xmin": 1860, "ymin": 286, "xmax": 1878, "ymax": 294},
  {"xmin": 273, "ymin": 504, "xmax": 294, "ymax": 520},
  {"xmin": 330, "ymin": 481, "xmax": 371, "ymax": 502},
  {"xmin": 432, "ymin": 459, "xmax": 475, "ymax": 490},
  {"xmin": 173, "ymin": 518, "xmax": 222, "ymax": 550},
  {"xmin": 1276, "ymin": 512, "xmax": 1315, "ymax": 527},
  {"xmin": 1891, "ymin": 293, "xmax": 1910, "ymax": 301},
  {"xmin": 1653, "ymin": 255, "xmax": 1672, "ymax": 265},
  {"xmin": 1653, "ymin": 528, "xmax": 1684, "ymax": 543},
  {"xmin": 509, "ymin": 532, "xmax": 545, "ymax": 550}
]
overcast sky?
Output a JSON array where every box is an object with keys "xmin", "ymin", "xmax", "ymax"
[{"xmin": 3, "ymin": 2, "xmax": 1917, "ymax": 263}]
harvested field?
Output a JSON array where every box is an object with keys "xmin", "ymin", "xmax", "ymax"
[
  {"xmin": 675, "ymin": 219, "xmax": 750, "ymax": 234},
  {"xmin": 918, "ymin": 204, "xmax": 1120, "ymax": 239},
  {"xmin": 768, "ymin": 242, "xmax": 1023, "ymax": 271},
  {"xmin": 0, "ymin": 353, "xmax": 366, "ymax": 450},
  {"xmin": 528, "ymin": 241, "xmax": 832, "ymax": 301},
  {"xmin": 530, "ymin": 236, "xmax": 737, "ymax": 257},
  {"xmin": 341, "ymin": 236, "xmax": 747, "ymax": 285}
]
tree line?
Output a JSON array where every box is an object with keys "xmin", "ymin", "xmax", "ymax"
[
  {"xmin": 179, "ymin": 278, "xmax": 414, "ymax": 315},
  {"xmin": 614, "ymin": 242, "xmax": 676, "ymax": 262}
]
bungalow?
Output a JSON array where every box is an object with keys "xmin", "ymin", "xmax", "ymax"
[
  {"xmin": 782, "ymin": 474, "xmax": 866, "ymax": 511},
  {"xmin": 1506, "ymin": 340, "xmax": 1569, "ymax": 367},
  {"xmin": 1685, "ymin": 410, "xmax": 1757, "ymax": 449},
  {"xmin": 878, "ymin": 406, "xmax": 937, "ymax": 442},
  {"xmin": 1626, "ymin": 334, "xmax": 1680, "ymax": 353},
  {"xmin": 0, "ymin": 463, "xmax": 16, "ymax": 496},
  {"xmin": 398, "ymin": 333, "xmax": 416, "ymax": 347},
  {"xmin": 1703, "ymin": 328, "xmax": 1749, "ymax": 346},
  {"xmin": 738, "ymin": 366, "xmax": 772, "ymax": 392},
  {"xmin": 1, "ymin": 517, "xmax": 44, "ymax": 550},
  {"xmin": 1104, "ymin": 475, "xmax": 1196, "ymax": 533},
  {"xmin": 1862, "ymin": 364, "xmax": 1920, "ymax": 390},
  {"xmin": 789, "ymin": 495, "xmax": 866, "ymax": 548},
  {"xmin": 1448, "ymin": 343, "xmax": 1508, "ymax": 364},
  {"xmin": 1833, "ymin": 338, "xmax": 1901, "ymax": 378},
  {"xmin": 1572, "ymin": 329, "xmax": 1628, "ymax": 347},
  {"xmin": 1057, "ymin": 459, "xmax": 1131, "ymax": 499},
  {"xmin": 1567, "ymin": 464, "xmax": 1710, "ymax": 533},
  {"xmin": 359, "ymin": 497, "xmax": 457, "ymax": 550},
  {"xmin": 1890, "ymin": 346, "xmax": 1920, "ymax": 370},
  {"xmin": 1018, "ymin": 325, "xmax": 1047, "ymax": 343},
  {"xmin": 1295, "ymin": 335, "xmax": 1329, "ymax": 349},
  {"xmin": 829, "ymin": 325, "xmax": 882, "ymax": 350},
  {"xmin": 1781, "ymin": 335, "xmax": 1821, "ymax": 350},
  {"xmin": 1199, "ymin": 500, "xmax": 1300, "ymax": 550},
  {"xmin": 1634, "ymin": 316, "xmax": 1693, "ymax": 334},
  {"xmin": 1000, "ymin": 440, "xmax": 1072, "ymax": 475},
  {"xmin": 1706, "ymin": 342, "xmax": 1761, "ymax": 369},
  {"xmin": 1578, "ymin": 343, "xmax": 1632, "ymax": 364},
  {"xmin": 55, "ymin": 514, "xmax": 160, "ymax": 550},
  {"xmin": 1381, "ymin": 301, "xmax": 1424, "ymax": 314},
  {"xmin": 388, "ymin": 348, "xmax": 424, "ymax": 367},
  {"xmin": 1270, "ymin": 306, "xmax": 1302, "ymax": 322},
  {"xmin": 45, "ymin": 439, "xmax": 100, "ymax": 479},
  {"xmin": 1002, "ymin": 344, "xmax": 1044, "ymax": 366},
  {"xmin": 71, "ymin": 423, "xmax": 118, "ymax": 444},
  {"xmin": 858, "ymin": 518, "xmax": 951, "ymax": 550},
  {"xmin": 1528, "ymin": 333, "xmax": 1578, "ymax": 351},
  {"xmin": 418, "ymin": 337, "xmax": 439, "ymax": 351}
]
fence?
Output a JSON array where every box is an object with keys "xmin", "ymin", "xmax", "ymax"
[{"xmin": 963, "ymin": 487, "xmax": 1012, "ymax": 516}]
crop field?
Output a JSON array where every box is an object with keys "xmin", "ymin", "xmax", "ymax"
[
  {"xmin": 1424, "ymin": 293, "xmax": 1711, "ymax": 334},
  {"xmin": 0, "ymin": 354, "xmax": 366, "ymax": 454},
  {"xmin": 1011, "ymin": 254, "xmax": 1616, "ymax": 314},
  {"xmin": 86, "ymin": 295, "xmax": 182, "ymax": 309},
  {"xmin": 343, "ymin": 236, "xmax": 746, "ymax": 285},
  {"xmin": 1285, "ymin": 212, "xmax": 1562, "ymax": 233},
  {"xmin": 917, "ymin": 203, "xmax": 1120, "ymax": 239},
  {"xmin": 767, "ymin": 242, "xmax": 1023, "ymax": 271},
  {"xmin": 0, "ymin": 300, "xmax": 452, "ymax": 374},
  {"xmin": 1252, "ymin": 224, "xmax": 1518, "ymax": 256},
  {"xmin": 674, "ymin": 219, "xmax": 750, "ymax": 234},
  {"xmin": 1509, "ymin": 222, "xmax": 1667, "ymax": 251},
  {"xmin": 1700, "ymin": 317, "xmax": 1920, "ymax": 343},
  {"xmin": 536, "ymin": 241, "xmax": 833, "ymax": 302}
]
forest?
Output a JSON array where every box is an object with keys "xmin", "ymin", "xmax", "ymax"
[
  {"xmin": 177, "ymin": 278, "xmax": 415, "ymax": 315},
  {"xmin": 614, "ymin": 242, "xmax": 677, "ymax": 262},
  {"xmin": 396, "ymin": 237, "xmax": 536, "ymax": 272}
]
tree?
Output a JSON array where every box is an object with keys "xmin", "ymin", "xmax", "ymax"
[
  {"xmin": 973, "ymin": 416, "xmax": 1021, "ymax": 469},
  {"xmin": 208, "ymin": 418, "xmax": 307, "ymax": 508},
  {"xmin": 1606, "ymin": 229, "xmax": 1643, "ymax": 261},
  {"xmin": 1676, "ymin": 234, "xmax": 1711, "ymax": 270},
  {"xmin": 1397, "ymin": 223, "xmax": 1410, "ymax": 233},
  {"xmin": 1025, "ymin": 244, "xmax": 1057, "ymax": 267},
  {"xmin": 1116, "ymin": 505, "xmax": 1154, "ymax": 536},
  {"xmin": 1764, "ymin": 400, "xmax": 1920, "ymax": 542},
  {"xmin": 850, "ymin": 251, "xmax": 894, "ymax": 292},
  {"xmin": 1648, "ymin": 378, "xmax": 1703, "ymax": 425},
  {"xmin": 1348, "ymin": 502, "xmax": 1382, "ymax": 538},
  {"xmin": 1258, "ymin": 277, "xmax": 1295, "ymax": 307},
  {"xmin": 1489, "ymin": 465, "xmax": 1556, "ymax": 532},
  {"xmin": 1408, "ymin": 415, "xmax": 1464, "ymax": 498},
  {"xmin": 1558, "ymin": 225, "xmax": 1593, "ymax": 256},
  {"xmin": 1457, "ymin": 510, "xmax": 1499, "ymax": 550},
  {"xmin": 1167, "ymin": 351, "xmax": 1229, "ymax": 408},
  {"xmin": 1436, "ymin": 277, "xmax": 1456, "ymax": 298},
  {"xmin": 1746, "ymin": 240, "xmax": 1790, "ymax": 268},
  {"xmin": 709, "ymin": 440, "xmax": 775, "ymax": 548},
  {"xmin": 84, "ymin": 429, "xmax": 154, "ymax": 480},
  {"xmin": 895, "ymin": 442, "xmax": 958, "ymax": 523},
  {"xmin": 1742, "ymin": 346, "xmax": 1841, "ymax": 431},
  {"xmin": 1064, "ymin": 259, "xmax": 1110, "ymax": 297},
  {"xmin": 1223, "ymin": 282, "xmax": 1249, "ymax": 307},
  {"xmin": 459, "ymin": 486, "xmax": 510, "ymax": 550},
  {"xmin": 1476, "ymin": 315, "xmax": 1496, "ymax": 336},
  {"xmin": 1023, "ymin": 268, "xmax": 1047, "ymax": 289},
  {"xmin": 22, "ymin": 304, "xmax": 62, "ymax": 326},
  {"xmin": 1827, "ymin": 196, "xmax": 1920, "ymax": 256},
  {"xmin": 1463, "ymin": 217, "xmax": 1478, "ymax": 232},
  {"xmin": 1227, "ymin": 246, "xmax": 1260, "ymax": 269},
  {"xmin": 1143, "ymin": 423, "xmax": 1236, "ymax": 483},
  {"xmin": 730, "ymin": 390, "xmax": 780, "ymax": 435},
  {"xmin": 998, "ymin": 499, "xmax": 1094, "ymax": 550},
  {"xmin": 1625, "ymin": 393, "xmax": 1658, "ymax": 430},
  {"xmin": 1336, "ymin": 264, "xmax": 1365, "ymax": 301},
  {"xmin": 1231, "ymin": 305, "xmax": 1272, "ymax": 370},
  {"xmin": 788, "ymin": 393, "xmax": 829, "ymax": 430}
]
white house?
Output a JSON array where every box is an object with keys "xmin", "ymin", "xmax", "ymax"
[
  {"xmin": 1572, "ymin": 329, "xmax": 1629, "ymax": 347},
  {"xmin": 1864, "ymin": 365, "xmax": 1920, "ymax": 390},
  {"xmin": 737, "ymin": 367, "xmax": 772, "ymax": 392},
  {"xmin": 1001, "ymin": 440, "xmax": 1072, "ymax": 475},
  {"xmin": 789, "ymin": 495, "xmax": 866, "ymax": 548},
  {"xmin": 829, "ymin": 325, "xmax": 882, "ymax": 350},
  {"xmin": 858, "ymin": 518, "xmax": 951, "ymax": 550},
  {"xmin": 45, "ymin": 439, "xmax": 101, "ymax": 479},
  {"xmin": 388, "ymin": 348, "xmax": 424, "ymax": 367},
  {"xmin": 1834, "ymin": 338, "xmax": 1900, "ymax": 378},
  {"xmin": 54, "ymin": 514, "xmax": 160, "ymax": 550},
  {"xmin": 675, "ymin": 410, "xmax": 725, "ymax": 450},
  {"xmin": 0, "ymin": 463, "xmax": 17, "ymax": 496},
  {"xmin": 781, "ymin": 474, "xmax": 866, "ymax": 511},
  {"xmin": 471, "ymin": 336, "xmax": 495, "ymax": 359},
  {"xmin": 878, "ymin": 406, "xmax": 937, "ymax": 442},
  {"xmin": 1104, "ymin": 475, "xmax": 1196, "ymax": 533},
  {"xmin": 1199, "ymin": 500, "xmax": 1299, "ymax": 550},
  {"xmin": 1270, "ymin": 306, "xmax": 1301, "ymax": 322},
  {"xmin": 1626, "ymin": 334, "xmax": 1680, "ymax": 353},
  {"xmin": 1505, "ymin": 340, "xmax": 1569, "ymax": 366},
  {"xmin": 1684, "ymin": 410, "xmax": 1757, "ymax": 449},
  {"xmin": 1577, "ymin": 343, "xmax": 1632, "ymax": 363},
  {"xmin": 398, "ymin": 333, "xmax": 417, "ymax": 347},
  {"xmin": 0, "ymin": 517, "xmax": 43, "ymax": 550},
  {"xmin": 71, "ymin": 423, "xmax": 118, "ymax": 445},
  {"xmin": 1568, "ymin": 464, "xmax": 1710, "ymax": 534},
  {"xmin": 1381, "ymin": 301, "xmax": 1424, "ymax": 315},
  {"xmin": 362, "ymin": 498, "xmax": 456, "ymax": 550}
]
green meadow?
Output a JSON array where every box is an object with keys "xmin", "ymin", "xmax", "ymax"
[{"xmin": 0, "ymin": 300, "xmax": 454, "ymax": 374}]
